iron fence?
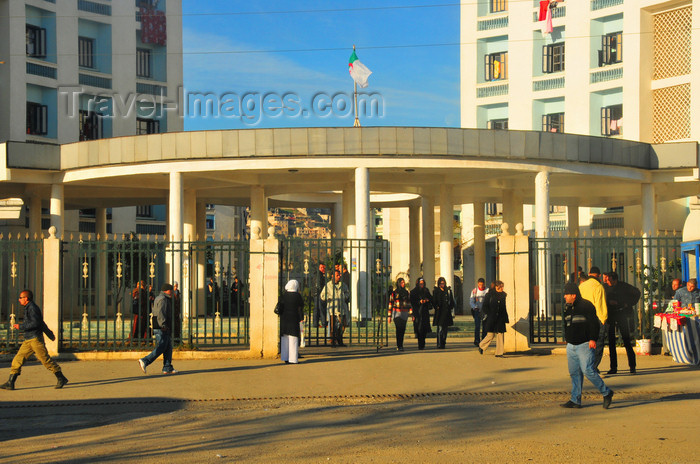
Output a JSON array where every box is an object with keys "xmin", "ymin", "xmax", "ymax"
[
  {"xmin": 60, "ymin": 235, "xmax": 249, "ymax": 351},
  {"xmin": 0, "ymin": 236, "xmax": 43, "ymax": 351},
  {"xmin": 279, "ymin": 238, "xmax": 392, "ymax": 348},
  {"xmin": 529, "ymin": 232, "xmax": 682, "ymax": 344}
]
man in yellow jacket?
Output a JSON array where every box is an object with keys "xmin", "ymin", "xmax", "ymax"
[{"xmin": 578, "ymin": 267, "xmax": 608, "ymax": 373}]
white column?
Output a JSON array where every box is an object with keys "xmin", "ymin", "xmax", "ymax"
[
  {"xmin": 354, "ymin": 167, "xmax": 370, "ymax": 319},
  {"xmin": 535, "ymin": 171, "xmax": 550, "ymax": 318},
  {"xmin": 196, "ymin": 202, "xmax": 207, "ymax": 317},
  {"xmin": 183, "ymin": 190, "xmax": 196, "ymax": 241},
  {"xmin": 28, "ymin": 194, "xmax": 42, "ymax": 238},
  {"xmin": 182, "ymin": 191, "xmax": 197, "ymax": 334},
  {"xmin": 439, "ymin": 185, "xmax": 454, "ymax": 289},
  {"xmin": 50, "ymin": 184, "xmax": 64, "ymax": 237},
  {"xmin": 641, "ymin": 183, "xmax": 657, "ymax": 237},
  {"xmin": 332, "ymin": 200, "xmax": 343, "ymax": 239},
  {"xmin": 421, "ymin": 195, "xmax": 435, "ymax": 289},
  {"xmin": 343, "ymin": 185, "xmax": 355, "ymax": 239},
  {"xmin": 95, "ymin": 207, "xmax": 107, "ymax": 237},
  {"xmin": 169, "ymin": 172, "xmax": 184, "ymax": 242},
  {"xmin": 535, "ymin": 171, "xmax": 550, "ymax": 239},
  {"xmin": 502, "ymin": 189, "xmax": 523, "ymax": 233},
  {"xmin": 567, "ymin": 203, "xmax": 579, "ymax": 236},
  {"xmin": 473, "ymin": 200, "xmax": 486, "ymax": 284},
  {"xmin": 250, "ymin": 186, "xmax": 267, "ymax": 240},
  {"xmin": 408, "ymin": 201, "xmax": 421, "ymax": 285}
]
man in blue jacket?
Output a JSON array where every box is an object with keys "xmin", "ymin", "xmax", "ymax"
[
  {"xmin": 561, "ymin": 282, "xmax": 613, "ymax": 409},
  {"xmin": 0, "ymin": 290, "xmax": 68, "ymax": 390}
]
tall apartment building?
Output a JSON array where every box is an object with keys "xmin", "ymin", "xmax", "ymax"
[
  {"xmin": 0, "ymin": 0, "xmax": 183, "ymax": 235},
  {"xmin": 460, "ymin": 0, "xmax": 699, "ymax": 233}
]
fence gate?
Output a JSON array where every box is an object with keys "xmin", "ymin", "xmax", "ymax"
[
  {"xmin": 279, "ymin": 237, "xmax": 391, "ymax": 348},
  {"xmin": 529, "ymin": 232, "xmax": 682, "ymax": 344},
  {"xmin": 61, "ymin": 235, "xmax": 249, "ymax": 351},
  {"xmin": 0, "ymin": 236, "xmax": 43, "ymax": 352}
]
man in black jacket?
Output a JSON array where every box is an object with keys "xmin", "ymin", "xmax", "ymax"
[
  {"xmin": 561, "ymin": 282, "xmax": 613, "ymax": 409},
  {"xmin": 138, "ymin": 283, "xmax": 178, "ymax": 375},
  {"xmin": 604, "ymin": 271, "xmax": 641, "ymax": 375},
  {"xmin": 0, "ymin": 290, "xmax": 68, "ymax": 390}
]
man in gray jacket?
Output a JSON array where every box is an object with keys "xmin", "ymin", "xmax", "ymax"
[{"xmin": 138, "ymin": 283, "xmax": 178, "ymax": 375}]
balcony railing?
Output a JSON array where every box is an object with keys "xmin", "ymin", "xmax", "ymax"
[
  {"xmin": 78, "ymin": 0, "xmax": 111, "ymax": 16},
  {"xmin": 477, "ymin": 15, "xmax": 509, "ymax": 31},
  {"xmin": 26, "ymin": 62, "xmax": 57, "ymax": 79},
  {"xmin": 79, "ymin": 73, "xmax": 112, "ymax": 89},
  {"xmin": 591, "ymin": 0, "xmax": 623, "ymax": 11},
  {"xmin": 477, "ymin": 83, "xmax": 509, "ymax": 98},
  {"xmin": 533, "ymin": 5, "xmax": 566, "ymax": 21},
  {"xmin": 533, "ymin": 76, "xmax": 565, "ymax": 92},
  {"xmin": 590, "ymin": 66, "xmax": 623, "ymax": 84}
]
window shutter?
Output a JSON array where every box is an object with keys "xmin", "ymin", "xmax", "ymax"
[
  {"xmin": 484, "ymin": 54, "xmax": 491, "ymax": 81},
  {"xmin": 542, "ymin": 45, "xmax": 549, "ymax": 73}
]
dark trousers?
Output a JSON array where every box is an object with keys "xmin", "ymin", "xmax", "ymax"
[
  {"xmin": 416, "ymin": 332, "xmax": 426, "ymax": 350},
  {"xmin": 394, "ymin": 317, "xmax": 407, "ymax": 348},
  {"xmin": 436, "ymin": 325, "xmax": 448, "ymax": 348},
  {"xmin": 330, "ymin": 314, "xmax": 345, "ymax": 346},
  {"xmin": 593, "ymin": 322, "xmax": 608, "ymax": 369},
  {"xmin": 607, "ymin": 312, "xmax": 636, "ymax": 371},
  {"xmin": 471, "ymin": 309, "xmax": 484, "ymax": 344},
  {"xmin": 314, "ymin": 298, "xmax": 327, "ymax": 328}
]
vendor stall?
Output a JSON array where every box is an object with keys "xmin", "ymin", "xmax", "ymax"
[{"xmin": 655, "ymin": 311, "xmax": 700, "ymax": 365}]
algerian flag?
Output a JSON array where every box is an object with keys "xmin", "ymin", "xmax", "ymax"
[{"xmin": 349, "ymin": 50, "xmax": 372, "ymax": 88}]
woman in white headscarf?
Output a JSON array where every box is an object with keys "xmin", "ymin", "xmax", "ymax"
[{"xmin": 278, "ymin": 280, "xmax": 305, "ymax": 364}]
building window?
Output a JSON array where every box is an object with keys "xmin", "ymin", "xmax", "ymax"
[
  {"xmin": 136, "ymin": 48, "xmax": 151, "ymax": 78},
  {"xmin": 26, "ymin": 25, "xmax": 47, "ymax": 58},
  {"xmin": 26, "ymin": 102, "xmax": 48, "ymax": 135},
  {"xmin": 599, "ymin": 32, "xmax": 622, "ymax": 66},
  {"xmin": 486, "ymin": 203, "xmax": 498, "ymax": 216},
  {"xmin": 79, "ymin": 110, "xmax": 102, "ymax": 140},
  {"xmin": 137, "ymin": 118, "xmax": 160, "ymax": 135},
  {"xmin": 542, "ymin": 42, "xmax": 565, "ymax": 73},
  {"xmin": 542, "ymin": 113, "xmax": 564, "ymax": 133},
  {"xmin": 487, "ymin": 118, "xmax": 508, "ymax": 130},
  {"xmin": 484, "ymin": 52, "xmax": 507, "ymax": 81},
  {"xmin": 206, "ymin": 215, "xmax": 215, "ymax": 230},
  {"xmin": 78, "ymin": 36, "xmax": 95, "ymax": 68},
  {"xmin": 601, "ymin": 104, "xmax": 622, "ymax": 136},
  {"xmin": 490, "ymin": 0, "xmax": 507, "ymax": 13},
  {"xmin": 136, "ymin": 205, "xmax": 152, "ymax": 218}
]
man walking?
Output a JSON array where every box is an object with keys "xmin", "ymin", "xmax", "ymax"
[
  {"xmin": 604, "ymin": 271, "xmax": 641, "ymax": 375},
  {"xmin": 561, "ymin": 282, "xmax": 613, "ymax": 409},
  {"xmin": 138, "ymin": 283, "xmax": 178, "ymax": 375},
  {"xmin": 320, "ymin": 269, "xmax": 350, "ymax": 347},
  {"xmin": 0, "ymin": 290, "xmax": 68, "ymax": 390},
  {"xmin": 579, "ymin": 267, "xmax": 608, "ymax": 371},
  {"xmin": 469, "ymin": 278, "xmax": 488, "ymax": 346}
]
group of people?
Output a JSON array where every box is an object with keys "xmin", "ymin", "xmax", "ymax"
[{"xmin": 206, "ymin": 276, "xmax": 247, "ymax": 317}]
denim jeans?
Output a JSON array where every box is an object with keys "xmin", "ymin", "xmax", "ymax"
[
  {"xmin": 566, "ymin": 342, "xmax": 611, "ymax": 404},
  {"xmin": 141, "ymin": 329, "xmax": 174, "ymax": 373},
  {"xmin": 471, "ymin": 309, "xmax": 482, "ymax": 343}
]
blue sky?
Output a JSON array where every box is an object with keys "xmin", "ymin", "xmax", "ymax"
[{"xmin": 182, "ymin": 1, "xmax": 460, "ymax": 130}]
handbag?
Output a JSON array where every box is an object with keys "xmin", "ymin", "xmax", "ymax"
[{"xmin": 274, "ymin": 301, "xmax": 281, "ymax": 315}]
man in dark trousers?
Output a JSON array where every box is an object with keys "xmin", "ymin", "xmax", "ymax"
[
  {"xmin": 139, "ymin": 283, "xmax": 178, "ymax": 375},
  {"xmin": 561, "ymin": 282, "xmax": 613, "ymax": 409},
  {"xmin": 604, "ymin": 271, "xmax": 641, "ymax": 375},
  {"xmin": 0, "ymin": 290, "xmax": 68, "ymax": 390}
]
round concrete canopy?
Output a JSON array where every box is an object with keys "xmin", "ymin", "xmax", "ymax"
[{"xmin": 1, "ymin": 127, "xmax": 698, "ymax": 210}]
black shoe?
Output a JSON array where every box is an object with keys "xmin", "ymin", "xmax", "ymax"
[
  {"xmin": 473, "ymin": 341, "xmax": 479, "ymax": 346},
  {"xmin": 54, "ymin": 372, "xmax": 68, "ymax": 389},
  {"xmin": 495, "ymin": 354, "xmax": 505, "ymax": 358},
  {"xmin": 478, "ymin": 348, "xmax": 483, "ymax": 355},
  {"xmin": 338, "ymin": 342, "xmax": 346, "ymax": 347},
  {"xmin": 605, "ymin": 369, "xmax": 617, "ymax": 376},
  {"xmin": 0, "ymin": 373, "xmax": 18, "ymax": 391},
  {"xmin": 603, "ymin": 390, "xmax": 614, "ymax": 409},
  {"xmin": 630, "ymin": 367, "xmax": 636, "ymax": 374},
  {"xmin": 560, "ymin": 401, "xmax": 581, "ymax": 409}
]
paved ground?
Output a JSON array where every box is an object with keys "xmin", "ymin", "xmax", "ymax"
[{"xmin": 0, "ymin": 342, "xmax": 698, "ymax": 463}]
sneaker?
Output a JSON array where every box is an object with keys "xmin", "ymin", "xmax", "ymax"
[
  {"xmin": 162, "ymin": 369, "xmax": 179, "ymax": 375},
  {"xmin": 138, "ymin": 359, "xmax": 147, "ymax": 374},
  {"xmin": 560, "ymin": 401, "xmax": 582, "ymax": 409},
  {"xmin": 605, "ymin": 369, "xmax": 617, "ymax": 376},
  {"xmin": 603, "ymin": 390, "xmax": 614, "ymax": 409}
]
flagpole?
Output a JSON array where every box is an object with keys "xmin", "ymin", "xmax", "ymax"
[{"xmin": 353, "ymin": 45, "xmax": 360, "ymax": 127}]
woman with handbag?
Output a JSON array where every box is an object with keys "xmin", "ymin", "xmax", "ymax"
[
  {"xmin": 479, "ymin": 280, "xmax": 509, "ymax": 357},
  {"xmin": 389, "ymin": 277, "xmax": 412, "ymax": 351},
  {"xmin": 410, "ymin": 277, "xmax": 433, "ymax": 350},
  {"xmin": 277, "ymin": 279, "xmax": 305, "ymax": 364},
  {"xmin": 432, "ymin": 277, "xmax": 455, "ymax": 349}
]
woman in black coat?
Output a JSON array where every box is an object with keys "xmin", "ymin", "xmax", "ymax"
[
  {"xmin": 478, "ymin": 280, "xmax": 509, "ymax": 357},
  {"xmin": 432, "ymin": 277, "xmax": 455, "ymax": 349},
  {"xmin": 278, "ymin": 280, "xmax": 305, "ymax": 364},
  {"xmin": 410, "ymin": 277, "xmax": 433, "ymax": 350}
]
